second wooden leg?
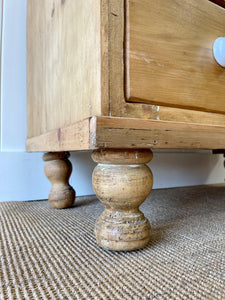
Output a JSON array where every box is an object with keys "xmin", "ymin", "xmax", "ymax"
[
  {"xmin": 43, "ymin": 152, "xmax": 75, "ymax": 209},
  {"xmin": 92, "ymin": 149, "xmax": 153, "ymax": 251}
]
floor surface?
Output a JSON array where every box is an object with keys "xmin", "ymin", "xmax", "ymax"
[{"xmin": 1, "ymin": 185, "xmax": 225, "ymax": 299}]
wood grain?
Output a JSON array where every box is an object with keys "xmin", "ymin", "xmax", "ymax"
[
  {"xmin": 92, "ymin": 149, "xmax": 153, "ymax": 251},
  {"xmin": 91, "ymin": 117, "xmax": 225, "ymax": 150},
  {"xmin": 92, "ymin": 148, "xmax": 153, "ymax": 165},
  {"xmin": 100, "ymin": 0, "xmax": 110, "ymax": 116},
  {"xmin": 27, "ymin": 0, "xmax": 102, "ymax": 138},
  {"xmin": 43, "ymin": 152, "xmax": 75, "ymax": 209},
  {"xmin": 109, "ymin": 0, "xmax": 126, "ymax": 117},
  {"xmin": 126, "ymin": 103, "xmax": 225, "ymax": 126},
  {"xmin": 26, "ymin": 118, "xmax": 90, "ymax": 152},
  {"xmin": 26, "ymin": 116, "xmax": 225, "ymax": 152},
  {"xmin": 126, "ymin": 0, "xmax": 225, "ymax": 113}
]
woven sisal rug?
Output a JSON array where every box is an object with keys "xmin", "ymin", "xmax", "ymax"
[{"xmin": 1, "ymin": 186, "xmax": 225, "ymax": 299}]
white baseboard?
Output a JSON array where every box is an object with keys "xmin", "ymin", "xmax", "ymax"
[
  {"xmin": 151, "ymin": 152, "xmax": 224, "ymax": 189},
  {"xmin": 0, "ymin": 151, "xmax": 224, "ymax": 202}
]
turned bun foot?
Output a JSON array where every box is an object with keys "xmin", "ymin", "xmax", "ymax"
[
  {"xmin": 92, "ymin": 149, "xmax": 153, "ymax": 251},
  {"xmin": 43, "ymin": 152, "xmax": 75, "ymax": 209}
]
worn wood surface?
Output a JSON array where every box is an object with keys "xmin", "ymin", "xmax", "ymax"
[
  {"xmin": 109, "ymin": 0, "xmax": 125, "ymax": 117},
  {"xmin": 92, "ymin": 149, "xmax": 153, "ymax": 251},
  {"xmin": 91, "ymin": 117, "xmax": 225, "ymax": 150},
  {"xmin": 92, "ymin": 148, "xmax": 153, "ymax": 165},
  {"xmin": 27, "ymin": 116, "xmax": 225, "ymax": 152},
  {"xmin": 100, "ymin": 0, "xmax": 110, "ymax": 116},
  {"xmin": 27, "ymin": 0, "xmax": 102, "ymax": 138},
  {"xmin": 43, "ymin": 152, "xmax": 75, "ymax": 209},
  {"xmin": 126, "ymin": 103, "xmax": 225, "ymax": 126},
  {"xmin": 26, "ymin": 118, "xmax": 90, "ymax": 152},
  {"xmin": 126, "ymin": 0, "xmax": 225, "ymax": 113}
]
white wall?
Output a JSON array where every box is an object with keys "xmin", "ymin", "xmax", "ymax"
[
  {"xmin": 1, "ymin": 0, "xmax": 27, "ymax": 151},
  {"xmin": 0, "ymin": 0, "xmax": 224, "ymax": 202}
]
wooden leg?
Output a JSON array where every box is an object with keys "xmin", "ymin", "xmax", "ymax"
[
  {"xmin": 92, "ymin": 149, "xmax": 153, "ymax": 251},
  {"xmin": 42, "ymin": 152, "xmax": 75, "ymax": 209}
]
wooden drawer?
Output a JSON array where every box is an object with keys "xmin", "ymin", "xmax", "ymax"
[{"xmin": 126, "ymin": 0, "xmax": 225, "ymax": 113}]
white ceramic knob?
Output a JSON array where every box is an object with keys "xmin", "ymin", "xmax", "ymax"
[{"xmin": 213, "ymin": 37, "xmax": 225, "ymax": 67}]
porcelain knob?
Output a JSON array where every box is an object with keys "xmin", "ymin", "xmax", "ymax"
[{"xmin": 213, "ymin": 37, "xmax": 225, "ymax": 67}]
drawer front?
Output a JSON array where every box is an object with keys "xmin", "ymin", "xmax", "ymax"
[{"xmin": 126, "ymin": 0, "xmax": 225, "ymax": 113}]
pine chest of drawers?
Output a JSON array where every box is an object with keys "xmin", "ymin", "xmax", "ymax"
[{"xmin": 26, "ymin": 0, "xmax": 225, "ymax": 251}]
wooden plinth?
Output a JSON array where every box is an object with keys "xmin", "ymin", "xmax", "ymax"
[
  {"xmin": 43, "ymin": 152, "xmax": 75, "ymax": 209},
  {"xmin": 92, "ymin": 149, "xmax": 153, "ymax": 251}
]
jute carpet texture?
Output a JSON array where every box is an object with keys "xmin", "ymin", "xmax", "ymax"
[{"xmin": 0, "ymin": 185, "xmax": 225, "ymax": 299}]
